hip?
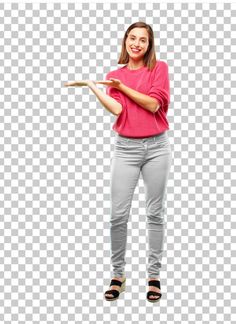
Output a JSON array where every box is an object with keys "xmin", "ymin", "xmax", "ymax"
[{"xmin": 115, "ymin": 131, "xmax": 170, "ymax": 147}]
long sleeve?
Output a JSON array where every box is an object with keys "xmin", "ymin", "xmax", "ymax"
[
  {"xmin": 148, "ymin": 61, "xmax": 170, "ymax": 114},
  {"xmin": 104, "ymin": 62, "xmax": 170, "ymax": 137}
]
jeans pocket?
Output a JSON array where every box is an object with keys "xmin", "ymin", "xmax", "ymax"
[
  {"xmin": 152, "ymin": 137, "xmax": 171, "ymax": 150},
  {"xmin": 115, "ymin": 138, "xmax": 129, "ymax": 147}
]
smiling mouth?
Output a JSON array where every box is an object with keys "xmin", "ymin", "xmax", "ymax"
[{"xmin": 131, "ymin": 48, "xmax": 141, "ymax": 53}]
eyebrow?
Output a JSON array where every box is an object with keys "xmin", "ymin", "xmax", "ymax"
[{"xmin": 129, "ymin": 34, "xmax": 147, "ymax": 40}]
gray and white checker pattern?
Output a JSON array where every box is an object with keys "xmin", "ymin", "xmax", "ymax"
[{"xmin": 0, "ymin": 1, "xmax": 235, "ymax": 323}]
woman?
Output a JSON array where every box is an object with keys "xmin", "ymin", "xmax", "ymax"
[{"xmin": 65, "ymin": 22, "xmax": 172, "ymax": 303}]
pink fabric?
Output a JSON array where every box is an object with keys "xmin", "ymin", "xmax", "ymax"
[{"xmin": 105, "ymin": 60, "xmax": 170, "ymax": 138}]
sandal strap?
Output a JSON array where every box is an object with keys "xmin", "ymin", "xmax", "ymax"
[
  {"xmin": 105, "ymin": 289, "xmax": 120, "ymax": 298},
  {"xmin": 110, "ymin": 279, "xmax": 123, "ymax": 287},
  {"xmin": 147, "ymin": 291, "xmax": 162, "ymax": 298},
  {"xmin": 148, "ymin": 280, "xmax": 160, "ymax": 289}
]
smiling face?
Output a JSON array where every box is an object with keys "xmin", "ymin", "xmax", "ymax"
[{"xmin": 125, "ymin": 27, "xmax": 149, "ymax": 62}]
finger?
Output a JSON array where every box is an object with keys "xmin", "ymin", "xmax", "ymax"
[
  {"xmin": 65, "ymin": 82, "xmax": 76, "ymax": 86},
  {"xmin": 76, "ymin": 81, "xmax": 88, "ymax": 86},
  {"xmin": 68, "ymin": 82, "xmax": 87, "ymax": 86},
  {"xmin": 109, "ymin": 78, "xmax": 119, "ymax": 83},
  {"xmin": 96, "ymin": 80, "xmax": 112, "ymax": 82},
  {"xmin": 96, "ymin": 81, "xmax": 113, "ymax": 85}
]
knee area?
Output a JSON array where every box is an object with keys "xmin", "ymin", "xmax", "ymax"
[
  {"xmin": 110, "ymin": 215, "xmax": 128, "ymax": 227},
  {"xmin": 147, "ymin": 214, "xmax": 165, "ymax": 226}
]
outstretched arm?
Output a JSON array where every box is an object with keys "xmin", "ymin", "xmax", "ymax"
[
  {"xmin": 88, "ymin": 81, "xmax": 122, "ymax": 116},
  {"xmin": 64, "ymin": 80, "xmax": 122, "ymax": 116}
]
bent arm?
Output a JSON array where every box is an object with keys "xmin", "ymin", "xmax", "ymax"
[
  {"xmin": 118, "ymin": 83, "xmax": 160, "ymax": 113},
  {"xmin": 88, "ymin": 82, "xmax": 122, "ymax": 116}
]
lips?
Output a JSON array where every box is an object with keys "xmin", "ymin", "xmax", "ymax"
[{"xmin": 131, "ymin": 48, "xmax": 141, "ymax": 53}]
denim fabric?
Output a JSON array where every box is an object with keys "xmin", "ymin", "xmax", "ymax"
[{"xmin": 109, "ymin": 131, "xmax": 172, "ymax": 278}]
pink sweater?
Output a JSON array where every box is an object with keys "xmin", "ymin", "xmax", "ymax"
[{"xmin": 105, "ymin": 60, "xmax": 170, "ymax": 138}]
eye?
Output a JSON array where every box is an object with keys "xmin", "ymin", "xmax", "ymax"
[{"xmin": 130, "ymin": 37, "xmax": 146, "ymax": 42}]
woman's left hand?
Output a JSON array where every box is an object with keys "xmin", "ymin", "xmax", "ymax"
[{"xmin": 96, "ymin": 78, "xmax": 122, "ymax": 89}]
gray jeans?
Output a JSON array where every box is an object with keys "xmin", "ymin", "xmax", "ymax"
[{"xmin": 109, "ymin": 130, "xmax": 172, "ymax": 278}]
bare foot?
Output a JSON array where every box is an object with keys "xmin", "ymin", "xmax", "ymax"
[
  {"xmin": 105, "ymin": 277, "xmax": 125, "ymax": 298},
  {"xmin": 148, "ymin": 277, "xmax": 161, "ymax": 300}
]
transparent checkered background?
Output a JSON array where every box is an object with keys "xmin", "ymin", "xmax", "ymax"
[{"xmin": 0, "ymin": 1, "xmax": 235, "ymax": 323}]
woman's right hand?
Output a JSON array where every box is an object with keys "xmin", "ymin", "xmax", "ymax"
[{"xmin": 64, "ymin": 80, "xmax": 90, "ymax": 87}]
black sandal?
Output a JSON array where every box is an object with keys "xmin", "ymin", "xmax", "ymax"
[
  {"xmin": 147, "ymin": 279, "xmax": 162, "ymax": 303},
  {"xmin": 104, "ymin": 277, "xmax": 126, "ymax": 301}
]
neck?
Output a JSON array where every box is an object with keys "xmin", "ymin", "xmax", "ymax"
[
  {"xmin": 127, "ymin": 62, "xmax": 144, "ymax": 70},
  {"xmin": 127, "ymin": 58, "xmax": 145, "ymax": 69}
]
